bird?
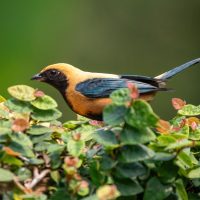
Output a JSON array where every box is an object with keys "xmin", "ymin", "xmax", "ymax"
[{"xmin": 31, "ymin": 58, "xmax": 200, "ymax": 120}]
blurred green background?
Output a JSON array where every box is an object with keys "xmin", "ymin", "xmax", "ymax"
[{"xmin": 0, "ymin": 0, "xmax": 199, "ymax": 121}]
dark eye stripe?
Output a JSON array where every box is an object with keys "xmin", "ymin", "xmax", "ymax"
[
  {"xmin": 50, "ymin": 70, "xmax": 59, "ymax": 76},
  {"xmin": 43, "ymin": 69, "xmax": 67, "ymax": 82}
]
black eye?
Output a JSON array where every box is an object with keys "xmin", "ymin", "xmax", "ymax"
[{"xmin": 50, "ymin": 70, "xmax": 59, "ymax": 76}]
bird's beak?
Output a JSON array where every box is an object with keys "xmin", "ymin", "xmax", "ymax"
[{"xmin": 31, "ymin": 73, "xmax": 45, "ymax": 81}]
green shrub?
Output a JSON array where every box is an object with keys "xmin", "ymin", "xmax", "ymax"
[{"xmin": 0, "ymin": 85, "xmax": 200, "ymax": 200}]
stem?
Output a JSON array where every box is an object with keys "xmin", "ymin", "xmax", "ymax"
[
  {"xmin": 26, "ymin": 167, "xmax": 50, "ymax": 189},
  {"xmin": 13, "ymin": 176, "xmax": 31, "ymax": 194}
]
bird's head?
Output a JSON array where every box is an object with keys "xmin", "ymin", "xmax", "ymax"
[{"xmin": 31, "ymin": 63, "xmax": 82, "ymax": 93}]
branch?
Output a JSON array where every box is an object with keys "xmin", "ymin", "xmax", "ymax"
[
  {"xmin": 13, "ymin": 176, "xmax": 31, "ymax": 194},
  {"xmin": 25, "ymin": 167, "xmax": 50, "ymax": 189}
]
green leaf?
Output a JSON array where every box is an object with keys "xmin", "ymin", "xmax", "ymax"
[
  {"xmin": 16, "ymin": 167, "xmax": 32, "ymax": 181},
  {"xmin": 120, "ymin": 125, "xmax": 156, "ymax": 145},
  {"xmin": 0, "ymin": 127, "xmax": 11, "ymax": 136},
  {"xmin": 0, "ymin": 129, "xmax": 11, "ymax": 142},
  {"xmin": 89, "ymin": 160, "xmax": 105, "ymax": 186},
  {"xmin": 178, "ymin": 104, "xmax": 200, "ymax": 116},
  {"xmin": 67, "ymin": 139, "xmax": 85, "ymax": 157},
  {"xmin": 189, "ymin": 129, "xmax": 200, "ymax": 140},
  {"xmin": 157, "ymin": 135, "xmax": 177, "ymax": 147},
  {"xmin": 110, "ymin": 88, "xmax": 131, "ymax": 105},
  {"xmin": 153, "ymin": 152, "xmax": 175, "ymax": 161},
  {"xmin": 70, "ymin": 124, "xmax": 96, "ymax": 141},
  {"xmin": 175, "ymin": 150, "xmax": 193, "ymax": 170},
  {"xmin": 34, "ymin": 142, "xmax": 51, "ymax": 151},
  {"xmin": 93, "ymin": 130, "xmax": 119, "ymax": 149},
  {"xmin": 157, "ymin": 161, "xmax": 178, "ymax": 183},
  {"xmin": 49, "ymin": 188, "xmax": 69, "ymax": 200},
  {"xmin": 9, "ymin": 141, "xmax": 34, "ymax": 158},
  {"xmin": 125, "ymin": 100, "xmax": 159, "ymax": 129},
  {"xmin": 31, "ymin": 108, "xmax": 62, "ymax": 121},
  {"xmin": 175, "ymin": 179, "xmax": 188, "ymax": 200},
  {"xmin": 0, "ymin": 121, "xmax": 11, "ymax": 142},
  {"xmin": 50, "ymin": 170, "xmax": 61, "ymax": 184},
  {"xmin": 27, "ymin": 125, "xmax": 53, "ymax": 135},
  {"xmin": 0, "ymin": 120, "xmax": 11, "ymax": 128},
  {"xmin": 0, "ymin": 168, "xmax": 15, "ymax": 182},
  {"xmin": 100, "ymin": 155, "xmax": 117, "ymax": 170},
  {"xmin": 144, "ymin": 177, "xmax": 172, "ymax": 200},
  {"xmin": 82, "ymin": 195, "xmax": 98, "ymax": 200},
  {"xmin": 31, "ymin": 95, "xmax": 57, "ymax": 110},
  {"xmin": 21, "ymin": 194, "xmax": 47, "ymax": 200},
  {"xmin": 171, "ymin": 133, "xmax": 188, "ymax": 140},
  {"xmin": 8, "ymin": 85, "xmax": 36, "ymax": 101},
  {"xmin": 29, "ymin": 158, "xmax": 44, "ymax": 165},
  {"xmin": 190, "ymin": 153, "xmax": 199, "ymax": 165},
  {"xmin": 61, "ymin": 132, "xmax": 71, "ymax": 143},
  {"xmin": 172, "ymin": 125, "xmax": 189, "ymax": 138},
  {"xmin": 119, "ymin": 144, "xmax": 154, "ymax": 163},
  {"xmin": 10, "ymin": 132, "xmax": 32, "ymax": 148},
  {"xmin": 166, "ymin": 139, "xmax": 192, "ymax": 150},
  {"xmin": 187, "ymin": 167, "xmax": 200, "ymax": 179},
  {"xmin": 103, "ymin": 104, "xmax": 127, "ymax": 125},
  {"xmin": 0, "ymin": 108, "xmax": 9, "ymax": 119},
  {"xmin": 49, "ymin": 151, "xmax": 63, "ymax": 169},
  {"xmin": 47, "ymin": 144, "xmax": 65, "ymax": 154},
  {"xmin": 2, "ymin": 154, "xmax": 23, "ymax": 166},
  {"xmin": 77, "ymin": 115, "xmax": 90, "ymax": 121},
  {"xmin": 31, "ymin": 132, "xmax": 52, "ymax": 144},
  {"xmin": 115, "ymin": 178, "xmax": 143, "ymax": 196},
  {"xmin": 63, "ymin": 120, "xmax": 87, "ymax": 129},
  {"xmin": 170, "ymin": 116, "xmax": 186, "ymax": 126},
  {"xmin": 116, "ymin": 162, "xmax": 147, "ymax": 179},
  {"xmin": 5, "ymin": 98, "xmax": 33, "ymax": 113}
]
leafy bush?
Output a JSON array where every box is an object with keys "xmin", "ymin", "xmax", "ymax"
[{"xmin": 0, "ymin": 85, "xmax": 200, "ymax": 200}]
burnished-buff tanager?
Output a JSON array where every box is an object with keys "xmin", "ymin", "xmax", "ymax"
[{"xmin": 32, "ymin": 58, "xmax": 200, "ymax": 120}]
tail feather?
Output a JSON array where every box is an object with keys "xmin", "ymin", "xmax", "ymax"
[{"xmin": 155, "ymin": 58, "xmax": 200, "ymax": 80}]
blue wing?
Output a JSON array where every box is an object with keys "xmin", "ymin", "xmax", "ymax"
[{"xmin": 75, "ymin": 77, "xmax": 165, "ymax": 98}]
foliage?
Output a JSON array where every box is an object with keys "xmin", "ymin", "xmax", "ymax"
[{"xmin": 0, "ymin": 85, "xmax": 200, "ymax": 200}]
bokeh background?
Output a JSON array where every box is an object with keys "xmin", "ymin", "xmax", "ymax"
[{"xmin": 0, "ymin": 0, "xmax": 199, "ymax": 121}]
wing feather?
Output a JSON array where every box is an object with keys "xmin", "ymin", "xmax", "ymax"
[{"xmin": 75, "ymin": 77, "xmax": 163, "ymax": 98}]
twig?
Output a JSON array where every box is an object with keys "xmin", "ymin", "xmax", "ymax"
[
  {"xmin": 95, "ymin": 125, "xmax": 112, "ymax": 132},
  {"xmin": 26, "ymin": 167, "xmax": 50, "ymax": 189},
  {"xmin": 19, "ymin": 155, "xmax": 30, "ymax": 162},
  {"xmin": 13, "ymin": 176, "xmax": 31, "ymax": 194},
  {"xmin": 43, "ymin": 153, "xmax": 50, "ymax": 167}
]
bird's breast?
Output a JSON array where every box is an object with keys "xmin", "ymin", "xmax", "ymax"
[{"xmin": 65, "ymin": 88, "xmax": 112, "ymax": 120}]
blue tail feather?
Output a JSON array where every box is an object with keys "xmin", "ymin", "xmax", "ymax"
[{"xmin": 155, "ymin": 58, "xmax": 200, "ymax": 80}]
